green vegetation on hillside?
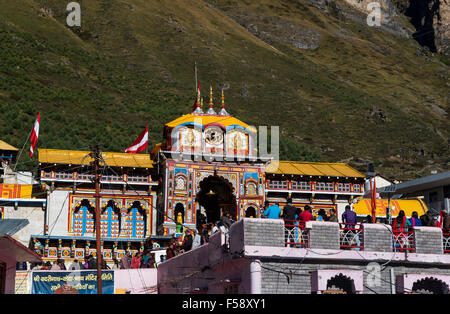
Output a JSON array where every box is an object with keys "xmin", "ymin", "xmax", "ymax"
[{"xmin": 0, "ymin": 0, "xmax": 448, "ymax": 180}]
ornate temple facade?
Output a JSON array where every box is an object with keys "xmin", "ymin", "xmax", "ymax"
[
  {"xmin": 156, "ymin": 89, "xmax": 270, "ymax": 235},
  {"xmin": 155, "ymin": 89, "xmax": 366, "ymax": 235},
  {"xmin": 2, "ymin": 86, "xmax": 367, "ymax": 266},
  {"xmin": 31, "ymin": 149, "xmax": 158, "ymax": 263}
]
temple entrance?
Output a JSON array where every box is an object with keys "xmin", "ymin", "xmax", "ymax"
[
  {"xmin": 325, "ymin": 274, "xmax": 356, "ymax": 294},
  {"xmin": 245, "ymin": 206, "xmax": 256, "ymax": 218},
  {"xmin": 412, "ymin": 277, "xmax": 449, "ymax": 294},
  {"xmin": 196, "ymin": 176, "xmax": 236, "ymax": 224},
  {"xmin": 174, "ymin": 203, "xmax": 185, "ymax": 233}
]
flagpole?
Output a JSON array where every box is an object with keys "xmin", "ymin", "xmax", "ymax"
[
  {"xmin": 145, "ymin": 124, "xmax": 149, "ymax": 154},
  {"xmin": 194, "ymin": 62, "xmax": 198, "ymax": 93},
  {"xmin": 13, "ymin": 127, "xmax": 33, "ymax": 171}
]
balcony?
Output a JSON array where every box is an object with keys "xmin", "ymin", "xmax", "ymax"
[
  {"xmin": 278, "ymin": 219, "xmax": 448, "ymax": 254},
  {"xmin": 40, "ymin": 171, "xmax": 152, "ymax": 185}
]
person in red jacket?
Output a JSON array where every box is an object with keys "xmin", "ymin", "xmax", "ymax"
[{"xmin": 298, "ymin": 205, "xmax": 314, "ymax": 227}]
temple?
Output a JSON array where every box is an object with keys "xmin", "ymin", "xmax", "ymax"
[
  {"xmin": 0, "ymin": 86, "xmax": 372, "ymax": 266},
  {"xmin": 0, "ymin": 86, "xmax": 436, "ymax": 282}
]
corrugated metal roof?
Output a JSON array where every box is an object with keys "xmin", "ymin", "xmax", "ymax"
[
  {"xmin": 0, "ymin": 219, "xmax": 29, "ymax": 235},
  {"xmin": 380, "ymin": 171, "xmax": 450, "ymax": 195},
  {"xmin": 38, "ymin": 149, "xmax": 154, "ymax": 168},
  {"xmin": 266, "ymin": 161, "xmax": 365, "ymax": 178}
]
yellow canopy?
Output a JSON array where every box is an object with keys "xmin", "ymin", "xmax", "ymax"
[
  {"xmin": 266, "ymin": 161, "xmax": 365, "ymax": 178},
  {"xmin": 165, "ymin": 114, "xmax": 257, "ymax": 133},
  {"xmin": 38, "ymin": 149, "xmax": 154, "ymax": 168},
  {"xmin": 0, "ymin": 140, "xmax": 19, "ymax": 151},
  {"xmin": 353, "ymin": 198, "xmax": 428, "ymax": 217}
]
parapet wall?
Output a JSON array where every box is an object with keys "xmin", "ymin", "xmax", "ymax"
[
  {"xmin": 230, "ymin": 218, "xmax": 447, "ymax": 255},
  {"xmin": 157, "ymin": 218, "xmax": 450, "ymax": 294}
]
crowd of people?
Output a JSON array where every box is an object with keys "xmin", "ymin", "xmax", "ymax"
[
  {"xmin": 263, "ymin": 198, "xmax": 450, "ymax": 230},
  {"xmin": 165, "ymin": 212, "xmax": 235, "ymax": 260},
  {"xmin": 30, "ymin": 241, "xmax": 162, "ymax": 271},
  {"xmin": 392, "ymin": 209, "xmax": 450, "ymax": 232},
  {"xmin": 262, "ymin": 198, "xmax": 340, "ymax": 226},
  {"xmin": 27, "ymin": 204, "xmax": 449, "ymax": 270}
]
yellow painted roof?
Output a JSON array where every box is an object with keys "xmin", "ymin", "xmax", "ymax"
[
  {"xmin": 38, "ymin": 149, "xmax": 154, "ymax": 168},
  {"xmin": 0, "ymin": 140, "xmax": 19, "ymax": 151},
  {"xmin": 165, "ymin": 114, "xmax": 257, "ymax": 133},
  {"xmin": 353, "ymin": 198, "xmax": 428, "ymax": 217},
  {"xmin": 266, "ymin": 161, "xmax": 365, "ymax": 178}
]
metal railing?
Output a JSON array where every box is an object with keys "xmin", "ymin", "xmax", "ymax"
[
  {"xmin": 339, "ymin": 223, "xmax": 363, "ymax": 250},
  {"xmin": 443, "ymin": 230, "xmax": 450, "ymax": 254},
  {"xmin": 283, "ymin": 219, "xmax": 309, "ymax": 248},
  {"xmin": 392, "ymin": 229, "xmax": 415, "ymax": 253}
]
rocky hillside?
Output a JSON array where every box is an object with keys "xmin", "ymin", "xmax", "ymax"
[{"xmin": 0, "ymin": 0, "xmax": 448, "ymax": 181}]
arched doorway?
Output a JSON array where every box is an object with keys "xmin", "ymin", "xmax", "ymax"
[
  {"xmin": 174, "ymin": 203, "xmax": 185, "ymax": 233},
  {"xmin": 245, "ymin": 206, "xmax": 256, "ymax": 218},
  {"xmin": 196, "ymin": 176, "xmax": 236, "ymax": 224},
  {"xmin": 325, "ymin": 274, "xmax": 356, "ymax": 294},
  {"xmin": 412, "ymin": 277, "xmax": 449, "ymax": 294}
]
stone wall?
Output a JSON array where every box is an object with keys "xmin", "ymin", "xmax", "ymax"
[
  {"xmin": 308, "ymin": 221, "xmax": 340, "ymax": 250},
  {"xmin": 363, "ymin": 223, "xmax": 393, "ymax": 252},
  {"xmin": 260, "ymin": 261, "xmax": 450, "ymax": 294},
  {"xmin": 414, "ymin": 226, "xmax": 443, "ymax": 254}
]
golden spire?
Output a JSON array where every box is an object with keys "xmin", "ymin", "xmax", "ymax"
[
  {"xmin": 219, "ymin": 89, "xmax": 229, "ymax": 116},
  {"xmin": 209, "ymin": 85, "xmax": 213, "ymax": 107},
  {"xmin": 207, "ymin": 85, "xmax": 217, "ymax": 114}
]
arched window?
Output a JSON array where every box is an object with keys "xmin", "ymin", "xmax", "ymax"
[
  {"xmin": 326, "ymin": 274, "xmax": 356, "ymax": 294},
  {"xmin": 125, "ymin": 201, "xmax": 147, "ymax": 239},
  {"xmin": 101, "ymin": 200, "xmax": 120, "ymax": 238},
  {"xmin": 246, "ymin": 182, "xmax": 257, "ymax": 195},
  {"xmin": 412, "ymin": 277, "xmax": 450, "ymax": 294},
  {"xmin": 72, "ymin": 199, "xmax": 95, "ymax": 236},
  {"xmin": 175, "ymin": 175, "xmax": 187, "ymax": 190}
]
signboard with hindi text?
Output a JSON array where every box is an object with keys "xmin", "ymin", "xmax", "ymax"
[{"xmin": 31, "ymin": 270, "xmax": 114, "ymax": 294}]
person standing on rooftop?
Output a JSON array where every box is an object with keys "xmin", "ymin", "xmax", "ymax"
[
  {"xmin": 263, "ymin": 201, "xmax": 282, "ymax": 219},
  {"xmin": 342, "ymin": 205, "xmax": 357, "ymax": 229}
]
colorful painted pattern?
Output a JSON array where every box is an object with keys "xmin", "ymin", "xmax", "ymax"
[
  {"xmin": 0, "ymin": 184, "xmax": 33, "ymax": 199},
  {"xmin": 69, "ymin": 195, "xmax": 151, "ymax": 239}
]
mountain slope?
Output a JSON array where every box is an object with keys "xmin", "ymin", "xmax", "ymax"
[{"xmin": 0, "ymin": 0, "xmax": 448, "ymax": 180}]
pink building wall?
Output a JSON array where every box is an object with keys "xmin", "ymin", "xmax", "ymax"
[{"xmin": 114, "ymin": 269, "xmax": 158, "ymax": 294}]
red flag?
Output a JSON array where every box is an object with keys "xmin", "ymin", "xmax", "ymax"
[
  {"xmin": 29, "ymin": 112, "xmax": 40, "ymax": 157},
  {"xmin": 125, "ymin": 125, "xmax": 148, "ymax": 154}
]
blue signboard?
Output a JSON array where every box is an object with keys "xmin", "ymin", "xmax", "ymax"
[{"xmin": 31, "ymin": 270, "xmax": 114, "ymax": 294}]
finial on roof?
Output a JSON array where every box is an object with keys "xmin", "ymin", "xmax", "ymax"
[
  {"xmin": 206, "ymin": 85, "xmax": 217, "ymax": 115},
  {"xmin": 219, "ymin": 89, "xmax": 229, "ymax": 116},
  {"xmin": 192, "ymin": 81, "xmax": 204, "ymax": 114}
]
